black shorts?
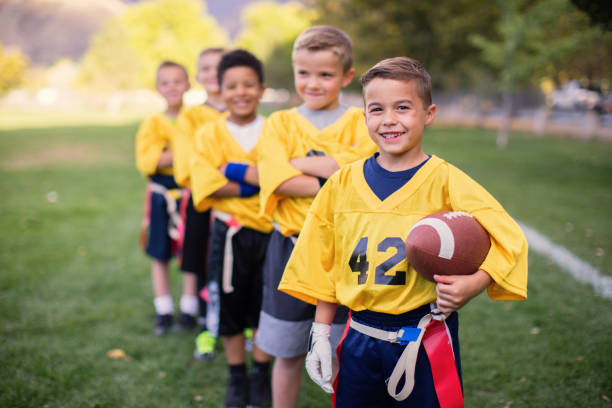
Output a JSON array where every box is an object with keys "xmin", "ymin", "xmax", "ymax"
[
  {"xmin": 208, "ymin": 218, "xmax": 270, "ymax": 336},
  {"xmin": 180, "ymin": 195, "xmax": 211, "ymax": 275}
]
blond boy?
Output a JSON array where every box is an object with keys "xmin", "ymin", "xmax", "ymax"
[
  {"xmin": 255, "ymin": 26, "xmax": 377, "ymax": 407},
  {"xmin": 135, "ymin": 61, "xmax": 192, "ymax": 335}
]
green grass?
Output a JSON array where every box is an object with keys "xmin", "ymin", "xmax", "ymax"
[{"xmin": 1, "ymin": 121, "xmax": 611, "ymax": 407}]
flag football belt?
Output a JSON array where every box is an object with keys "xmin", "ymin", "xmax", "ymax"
[
  {"xmin": 148, "ymin": 182, "xmax": 184, "ymax": 242},
  {"xmin": 214, "ymin": 210, "xmax": 242, "ymax": 294},
  {"xmin": 348, "ymin": 306, "xmax": 464, "ymax": 408}
]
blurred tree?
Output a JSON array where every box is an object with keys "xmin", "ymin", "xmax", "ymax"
[
  {"xmin": 310, "ymin": 0, "xmax": 500, "ymax": 90},
  {"xmin": 0, "ymin": 43, "xmax": 29, "ymax": 94},
  {"xmin": 571, "ymin": 0, "xmax": 612, "ymax": 31},
  {"xmin": 235, "ymin": 1, "xmax": 317, "ymax": 61},
  {"xmin": 78, "ymin": 0, "xmax": 228, "ymax": 90},
  {"xmin": 234, "ymin": 1, "xmax": 317, "ymax": 90},
  {"xmin": 470, "ymin": 0, "xmax": 604, "ymax": 148}
]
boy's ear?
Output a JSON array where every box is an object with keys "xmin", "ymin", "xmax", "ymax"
[
  {"xmin": 425, "ymin": 104, "xmax": 437, "ymax": 126},
  {"xmin": 341, "ymin": 68, "xmax": 356, "ymax": 88}
]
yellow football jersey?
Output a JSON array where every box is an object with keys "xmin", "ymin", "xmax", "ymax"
[
  {"xmin": 258, "ymin": 107, "xmax": 377, "ymax": 236},
  {"xmin": 190, "ymin": 117, "xmax": 273, "ymax": 233},
  {"xmin": 135, "ymin": 113, "xmax": 179, "ymax": 177},
  {"xmin": 279, "ymin": 155, "xmax": 528, "ymax": 314},
  {"xmin": 174, "ymin": 104, "xmax": 225, "ymax": 187}
]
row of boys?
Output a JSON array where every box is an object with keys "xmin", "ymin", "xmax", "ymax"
[{"xmin": 136, "ymin": 24, "xmax": 528, "ymax": 408}]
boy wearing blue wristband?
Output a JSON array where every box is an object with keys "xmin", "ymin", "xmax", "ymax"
[{"xmin": 190, "ymin": 49, "xmax": 273, "ymax": 408}]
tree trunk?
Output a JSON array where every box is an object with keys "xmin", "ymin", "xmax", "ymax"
[{"xmin": 497, "ymin": 91, "xmax": 512, "ymax": 149}]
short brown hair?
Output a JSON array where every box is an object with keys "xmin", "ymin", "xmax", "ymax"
[
  {"xmin": 156, "ymin": 60, "xmax": 188, "ymax": 81},
  {"xmin": 199, "ymin": 47, "xmax": 226, "ymax": 60},
  {"xmin": 361, "ymin": 57, "xmax": 432, "ymax": 107},
  {"xmin": 292, "ymin": 25, "xmax": 353, "ymax": 72}
]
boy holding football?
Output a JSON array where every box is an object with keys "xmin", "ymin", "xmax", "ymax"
[
  {"xmin": 190, "ymin": 49, "xmax": 273, "ymax": 408},
  {"xmin": 279, "ymin": 57, "xmax": 528, "ymax": 407},
  {"xmin": 255, "ymin": 25, "xmax": 377, "ymax": 407},
  {"xmin": 135, "ymin": 61, "xmax": 193, "ymax": 335}
]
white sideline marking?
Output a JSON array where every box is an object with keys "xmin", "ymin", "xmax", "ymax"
[{"xmin": 518, "ymin": 222, "xmax": 612, "ymax": 298}]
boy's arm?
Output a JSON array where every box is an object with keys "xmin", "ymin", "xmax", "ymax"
[
  {"xmin": 219, "ymin": 163, "xmax": 260, "ymax": 186},
  {"xmin": 258, "ymin": 117, "xmax": 305, "ymax": 214},
  {"xmin": 290, "ymin": 156, "xmax": 339, "ymax": 179},
  {"xmin": 275, "ymin": 175, "xmax": 320, "ymax": 197},
  {"xmin": 314, "ymin": 300, "xmax": 338, "ymax": 324},
  {"xmin": 156, "ymin": 150, "xmax": 173, "ymax": 170},
  {"xmin": 306, "ymin": 299, "xmax": 339, "ymax": 394}
]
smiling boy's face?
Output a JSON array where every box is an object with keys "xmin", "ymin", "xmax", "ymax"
[
  {"xmin": 156, "ymin": 65, "xmax": 189, "ymax": 109},
  {"xmin": 221, "ymin": 66, "xmax": 265, "ymax": 126},
  {"xmin": 292, "ymin": 49, "xmax": 354, "ymax": 111},
  {"xmin": 363, "ymin": 77, "xmax": 435, "ymax": 167}
]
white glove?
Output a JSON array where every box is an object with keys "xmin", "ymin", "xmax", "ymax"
[{"xmin": 305, "ymin": 322, "xmax": 334, "ymax": 393}]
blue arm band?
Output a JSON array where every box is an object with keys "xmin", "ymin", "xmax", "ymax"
[
  {"xmin": 239, "ymin": 182, "xmax": 260, "ymax": 197},
  {"xmin": 225, "ymin": 162, "xmax": 249, "ymax": 183}
]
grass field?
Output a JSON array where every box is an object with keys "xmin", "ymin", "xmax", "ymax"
[{"xmin": 0, "ymin": 118, "xmax": 611, "ymax": 407}]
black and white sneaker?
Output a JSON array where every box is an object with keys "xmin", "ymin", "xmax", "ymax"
[
  {"xmin": 153, "ymin": 314, "xmax": 173, "ymax": 336},
  {"xmin": 225, "ymin": 372, "xmax": 249, "ymax": 408},
  {"xmin": 247, "ymin": 370, "xmax": 271, "ymax": 408}
]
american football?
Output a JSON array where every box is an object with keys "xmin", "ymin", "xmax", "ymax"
[{"xmin": 406, "ymin": 211, "xmax": 491, "ymax": 282}]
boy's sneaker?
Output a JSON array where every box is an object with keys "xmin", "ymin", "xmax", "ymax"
[
  {"xmin": 177, "ymin": 313, "xmax": 197, "ymax": 331},
  {"xmin": 248, "ymin": 370, "xmax": 271, "ymax": 408},
  {"xmin": 244, "ymin": 328, "xmax": 253, "ymax": 352},
  {"xmin": 193, "ymin": 330, "xmax": 217, "ymax": 361},
  {"xmin": 225, "ymin": 372, "xmax": 248, "ymax": 408},
  {"xmin": 153, "ymin": 314, "xmax": 173, "ymax": 336}
]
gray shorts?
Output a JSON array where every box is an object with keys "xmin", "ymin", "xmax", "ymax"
[
  {"xmin": 255, "ymin": 230, "xmax": 348, "ymax": 358},
  {"xmin": 255, "ymin": 311, "xmax": 347, "ymax": 358}
]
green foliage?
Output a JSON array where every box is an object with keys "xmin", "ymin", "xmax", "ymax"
[
  {"xmin": 311, "ymin": 0, "xmax": 500, "ymax": 89},
  {"xmin": 235, "ymin": 1, "xmax": 317, "ymax": 61},
  {"xmin": 78, "ymin": 0, "xmax": 228, "ymax": 90},
  {"xmin": 0, "ymin": 43, "xmax": 29, "ymax": 94},
  {"xmin": 0, "ymin": 118, "xmax": 611, "ymax": 407},
  {"xmin": 234, "ymin": 1, "xmax": 317, "ymax": 89},
  {"xmin": 470, "ymin": 0, "xmax": 604, "ymax": 91}
]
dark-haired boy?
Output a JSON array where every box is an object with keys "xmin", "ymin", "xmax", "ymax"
[
  {"xmin": 135, "ymin": 61, "xmax": 194, "ymax": 335},
  {"xmin": 279, "ymin": 57, "xmax": 528, "ymax": 407},
  {"xmin": 255, "ymin": 25, "xmax": 377, "ymax": 407},
  {"xmin": 190, "ymin": 49, "xmax": 272, "ymax": 408}
]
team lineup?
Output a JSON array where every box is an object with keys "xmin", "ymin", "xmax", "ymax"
[{"xmin": 135, "ymin": 24, "xmax": 528, "ymax": 408}]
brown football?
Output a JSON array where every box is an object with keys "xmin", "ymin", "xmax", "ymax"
[{"xmin": 406, "ymin": 211, "xmax": 490, "ymax": 282}]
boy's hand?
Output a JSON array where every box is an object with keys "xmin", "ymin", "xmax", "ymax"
[
  {"xmin": 306, "ymin": 322, "xmax": 334, "ymax": 393},
  {"xmin": 433, "ymin": 270, "xmax": 492, "ymax": 314}
]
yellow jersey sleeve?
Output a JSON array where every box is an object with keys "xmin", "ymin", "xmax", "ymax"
[
  {"xmin": 135, "ymin": 114, "xmax": 173, "ymax": 177},
  {"xmin": 447, "ymin": 165, "xmax": 528, "ymax": 300},
  {"xmin": 257, "ymin": 111, "xmax": 303, "ymax": 218},
  {"xmin": 174, "ymin": 105, "xmax": 223, "ymax": 187},
  {"xmin": 190, "ymin": 121, "xmax": 227, "ymax": 213},
  {"xmin": 191, "ymin": 117, "xmax": 273, "ymax": 233},
  {"xmin": 279, "ymin": 176, "xmax": 338, "ymax": 305}
]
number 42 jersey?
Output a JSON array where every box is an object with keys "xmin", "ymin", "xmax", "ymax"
[{"xmin": 278, "ymin": 155, "xmax": 528, "ymax": 315}]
